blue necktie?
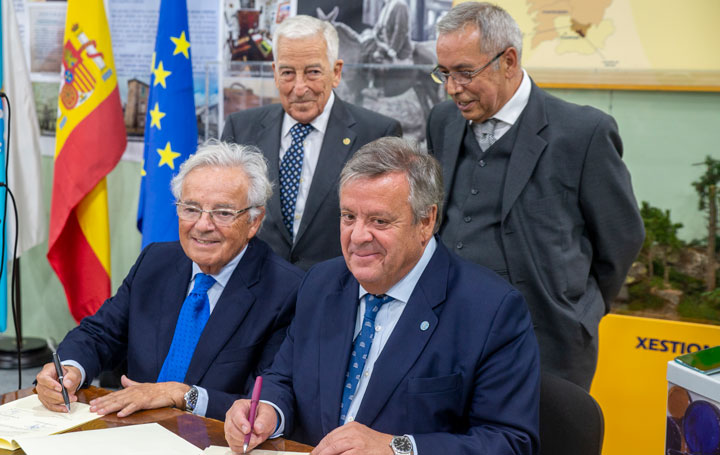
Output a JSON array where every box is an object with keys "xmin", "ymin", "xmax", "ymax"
[
  {"xmin": 157, "ymin": 273, "xmax": 216, "ymax": 383},
  {"xmin": 339, "ymin": 294, "xmax": 393, "ymax": 424},
  {"xmin": 279, "ymin": 123, "xmax": 313, "ymax": 237}
]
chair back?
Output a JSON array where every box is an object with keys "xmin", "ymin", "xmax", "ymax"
[{"xmin": 539, "ymin": 371, "xmax": 604, "ymax": 455}]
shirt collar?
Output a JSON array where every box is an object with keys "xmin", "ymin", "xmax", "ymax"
[
  {"xmin": 358, "ymin": 236, "xmax": 438, "ymax": 303},
  {"xmin": 191, "ymin": 243, "xmax": 248, "ymax": 289},
  {"xmin": 281, "ymin": 91, "xmax": 336, "ymax": 138},
  {"xmin": 470, "ymin": 68, "xmax": 531, "ymax": 128}
]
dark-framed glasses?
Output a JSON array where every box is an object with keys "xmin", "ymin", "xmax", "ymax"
[
  {"xmin": 430, "ymin": 49, "xmax": 507, "ymax": 85},
  {"xmin": 175, "ymin": 202, "xmax": 256, "ymax": 226}
]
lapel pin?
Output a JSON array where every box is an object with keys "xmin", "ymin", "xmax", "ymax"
[
  {"xmin": 420, "ymin": 321, "xmax": 429, "ymax": 331},
  {"xmin": 343, "ymin": 138, "xmax": 351, "ymax": 145}
]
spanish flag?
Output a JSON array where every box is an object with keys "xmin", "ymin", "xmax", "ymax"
[{"xmin": 47, "ymin": 0, "xmax": 126, "ymax": 323}]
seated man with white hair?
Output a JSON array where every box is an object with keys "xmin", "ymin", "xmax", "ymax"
[{"xmin": 36, "ymin": 141, "xmax": 303, "ymax": 420}]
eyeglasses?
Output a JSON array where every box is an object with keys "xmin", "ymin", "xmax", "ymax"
[
  {"xmin": 430, "ymin": 49, "xmax": 507, "ymax": 85},
  {"xmin": 175, "ymin": 202, "xmax": 256, "ymax": 226}
]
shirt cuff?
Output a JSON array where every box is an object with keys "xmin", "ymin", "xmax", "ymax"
[
  {"xmin": 193, "ymin": 386, "xmax": 209, "ymax": 417},
  {"xmin": 61, "ymin": 360, "xmax": 86, "ymax": 391},
  {"xmin": 408, "ymin": 434, "xmax": 419, "ymax": 455},
  {"xmin": 261, "ymin": 400, "xmax": 285, "ymax": 438}
]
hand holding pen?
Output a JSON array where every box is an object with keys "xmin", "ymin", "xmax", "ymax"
[
  {"xmin": 224, "ymin": 376, "xmax": 277, "ymax": 453},
  {"xmin": 35, "ymin": 353, "xmax": 80, "ymax": 413}
]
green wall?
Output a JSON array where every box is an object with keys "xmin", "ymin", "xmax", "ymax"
[{"xmin": 3, "ymin": 88, "xmax": 720, "ymax": 341}]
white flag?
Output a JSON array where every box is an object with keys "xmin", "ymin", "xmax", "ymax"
[{"xmin": 2, "ymin": 0, "xmax": 46, "ymax": 257}]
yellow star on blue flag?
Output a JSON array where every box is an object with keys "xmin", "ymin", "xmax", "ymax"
[{"xmin": 137, "ymin": 0, "xmax": 197, "ymax": 247}]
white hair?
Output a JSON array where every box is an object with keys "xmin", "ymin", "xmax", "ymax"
[
  {"xmin": 273, "ymin": 15, "xmax": 339, "ymax": 64},
  {"xmin": 170, "ymin": 140, "xmax": 272, "ymax": 223}
]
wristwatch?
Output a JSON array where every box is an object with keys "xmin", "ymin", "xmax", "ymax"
[
  {"xmin": 183, "ymin": 386, "xmax": 199, "ymax": 413},
  {"xmin": 390, "ymin": 435, "xmax": 413, "ymax": 455}
]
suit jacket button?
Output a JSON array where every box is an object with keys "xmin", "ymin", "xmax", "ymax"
[
  {"xmin": 470, "ymin": 188, "xmax": 479, "ymax": 195},
  {"xmin": 456, "ymin": 241, "xmax": 464, "ymax": 249}
]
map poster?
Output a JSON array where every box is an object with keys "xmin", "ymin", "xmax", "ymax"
[{"xmin": 456, "ymin": 0, "xmax": 720, "ymax": 91}]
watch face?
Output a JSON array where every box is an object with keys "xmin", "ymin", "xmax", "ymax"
[
  {"xmin": 184, "ymin": 387, "xmax": 198, "ymax": 411},
  {"xmin": 392, "ymin": 436, "xmax": 412, "ymax": 453}
]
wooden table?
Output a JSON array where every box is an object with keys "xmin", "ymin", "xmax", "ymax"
[{"xmin": 1, "ymin": 387, "xmax": 313, "ymax": 453}]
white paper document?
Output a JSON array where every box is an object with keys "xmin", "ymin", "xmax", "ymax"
[
  {"xmin": 0, "ymin": 394, "xmax": 98, "ymax": 450},
  {"xmin": 16, "ymin": 423, "xmax": 203, "ymax": 455},
  {"xmin": 203, "ymin": 446, "xmax": 309, "ymax": 455}
]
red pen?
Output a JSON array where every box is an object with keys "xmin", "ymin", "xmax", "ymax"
[{"xmin": 244, "ymin": 376, "xmax": 263, "ymax": 453}]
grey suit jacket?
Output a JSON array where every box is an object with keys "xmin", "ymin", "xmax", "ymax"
[
  {"xmin": 427, "ymin": 81, "xmax": 644, "ymax": 389},
  {"xmin": 221, "ymin": 96, "xmax": 401, "ymax": 270}
]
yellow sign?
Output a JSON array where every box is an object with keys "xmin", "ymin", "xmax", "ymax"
[{"xmin": 591, "ymin": 314, "xmax": 720, "ymax": 455}]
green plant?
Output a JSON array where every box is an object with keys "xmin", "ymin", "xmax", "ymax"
[
  {"xmin": 640, "ymin": 202, "xmax": 684, "ymax": 284},
  {"xmin": 692, "ymin": 156, "xmax": 720, "ymax": 291}
]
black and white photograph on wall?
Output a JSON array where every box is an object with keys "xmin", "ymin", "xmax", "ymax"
[{"xmin": 299, "ymin": 0, "xmax": 450, "ymax": 143}]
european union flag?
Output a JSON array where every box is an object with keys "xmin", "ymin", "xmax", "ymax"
[{"xmin": 137, "ymin": 0, "xmax": 197, "ymax": 248}]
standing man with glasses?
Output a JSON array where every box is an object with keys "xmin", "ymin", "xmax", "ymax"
[
  {"xmin": 222, "ymin": 15, "xmax": 402, "ymax": 271},
  {"xmin": 427, "ymin": 2, "xmax": 644, "ymax": 390},
  {"xmin": 36, "ymin": 141, "xmax": 303, "ymax": 420}
]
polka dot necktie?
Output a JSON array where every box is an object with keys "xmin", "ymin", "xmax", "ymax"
[
  {"xmin": 477, "ymin": 118, "xmax": 498, "ymax": 152},
  {"xmin": 157, "ymin": 273, "xmax": 216, "ymax": 383},
  {"xmin": 339, "ymin": 294, "xmax": 394, "ymax": 425},
  {"xmin": 279, "ymin": 123, "xmax": 313, "ymax": 237}
]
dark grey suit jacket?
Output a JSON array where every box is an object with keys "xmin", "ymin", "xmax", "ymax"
[
  {"xmin": 427, "ymin": 81, "xmax": 644, "ymax": 389},
  {"xmin": 221, "ymin": 96, "xmax": 401, "ymax": 270}
]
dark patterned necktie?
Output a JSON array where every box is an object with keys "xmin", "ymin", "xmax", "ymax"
[
  {"xmin": 477, "ymin": 118, "xmax": 498, "ymax": 152},
  {"xmin": 279, "ymin": 123, "xmax": 313, "ymax": 237},
  {"xmin": 339, "ymin": 293, "xmax": 394, "ymax": 424},
  {"xmin": 157, "ymin": 273, "xmax": 215, "ymax": 382}
]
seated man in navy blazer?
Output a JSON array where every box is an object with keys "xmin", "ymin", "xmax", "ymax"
[
  {"xmin": 35, "ymin": 141, "xmax": 303, "ymax": 421},
  {"xmin": 225, "ymin": 137, "xmax": 540, "ymax": 455}
]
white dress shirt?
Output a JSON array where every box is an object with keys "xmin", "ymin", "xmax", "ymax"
[
  {"xmin": 471, "ymin": 68, "xmax": 531, "ymax": 144},
  {"xmin": 64, "ymin": 244, "xmax": 248, "ymax": 418},
  {"xmin": 278, "ymin": 91, "xmax": 336, "ymax": 239}
]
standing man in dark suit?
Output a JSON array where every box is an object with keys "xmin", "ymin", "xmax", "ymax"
[
  {"xmin": 225, "ymin": 137, "xmax": 540, "ymax": 455},
  {"xmin": 35, "ymin": 141, "xmax": 303, "ymax": 420},
  {"xmin": 221, "ymin": 15, "xmax": 402, "ymax": 271},
  {"xmin": 426, "ymin": 2, "xmax": 644, "ymax": 389}
]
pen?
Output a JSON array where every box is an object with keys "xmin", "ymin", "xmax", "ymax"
[
  {"xmin": 52, "ymin": 351, "xmax": 71, "ymax": 413},
  {"xmin": 244, "ymin": 375, "xmax": 263, "ymax": 453}
]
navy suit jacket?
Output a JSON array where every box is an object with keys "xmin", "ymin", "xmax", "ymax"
[
  {"xmin": 221, "ymin": 96, "xmax": 402, "ymax": 270},
  {"xmin": 58, "ymin": 238, "xmax": 303, "ymax": 420},
  {"xmin": 261, "ymin": 240, "xmax": 540, "ymax": 454}
]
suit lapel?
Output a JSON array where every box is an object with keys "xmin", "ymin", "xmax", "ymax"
[
  {"xmin": 295, "ymin": 97, "xmax": 357, "ymax": 245},
  {"xmin": 439, "ymin": 111, "xmax": 466, "ymax": 211},
  {"xmin": 355, "ymin": 242, "xmax": 448, "ymax": 426},
  {"xmin": 155, "ymin": 253, "xmax": 192, "ymax": 377},
  {"xmin": 319, "ymin": 270, "xmax": 359, "ymax": 435},
  {"xmin": 501, "ymin": 81, "xmax": 548, "ymax": 221},
  {"xmin": 259, "ymin": 106, "xmax": 291, "ymax": 244},
  {"xmin": 184, "ymin": 240, "xmax": 263, "ymax": 385}
]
